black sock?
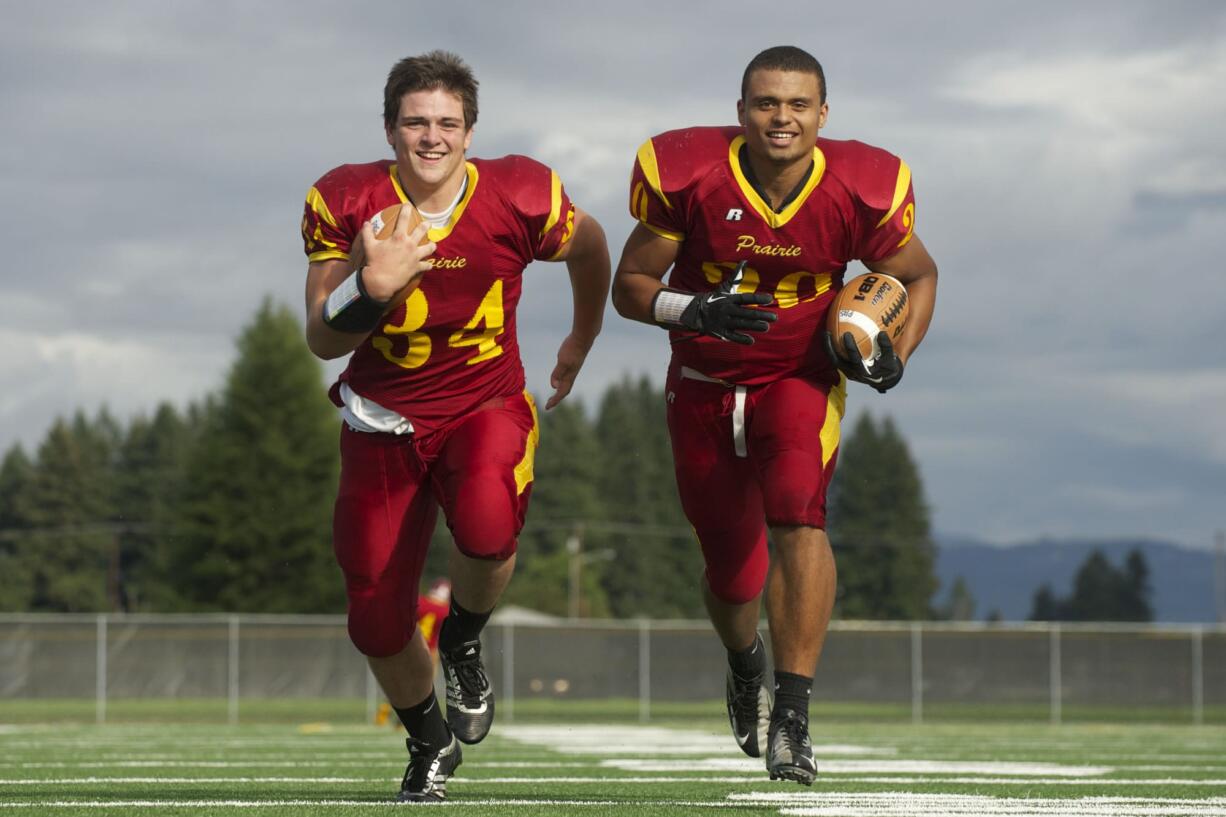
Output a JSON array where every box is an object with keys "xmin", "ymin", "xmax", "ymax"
[
  {"xmin": 773, "ymin": 671, "xmax": 812, "ymax": 720},
  {"xmin": 395, "ymin": 691, "xmax": 450, "ymax": 747},
  {"xmin": 438, "ymin": 597, "xmax": 492, "ymax": 652},
  {"xmin": 727, "ymin": 632, "xmax": 766, "ymax": 679}
]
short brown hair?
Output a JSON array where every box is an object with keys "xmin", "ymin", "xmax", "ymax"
[
  {"xmin": 384, "ymin": 50, "xmax": 479, "ymax": 131},
  {"xmin": 741, "ymin": 46, "xmax": 826, "ymax": 105}
]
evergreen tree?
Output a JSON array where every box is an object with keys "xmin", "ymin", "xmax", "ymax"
[
  {"xmin": 936, "ymin": 576, "xmax": 976, "ymax": 621},
  {"xmin": 594, "ymin": 376, "xmax": 701, "ymax": 618},
  {"xmin": 170, "ymin": 298, "xmax": 342, "ymax": 612},
  {"xmin": 0, "ymin": 445, "xmax": 36, "ymax": 611},
  {"xmin": 1122, "ymin": 548, "xmax": 1154, "ymax": 621},
  {"xmin": 116, "ymin": 402, "xmax": 196, "ymax": 610},
  {"xmin": 1063, "ymin": 549, "xmax": 1120, "ymax": 621},
  {"xmin": 17, "ymin": 411, "xmax": 121, "ymax": 611},
  {"xmin": 827, "ymin": 412, "xmax": 937, "ymax": 619},
  {"xmin": 1028, "ymin": 548, "xmax": 1154, "ymax": 622},
  {"xmin": 506, "ymin": 398, "xmax": 610, "ymax": 617},
  {"xmin": 1029, "ymin": 584, "xmax": 1061, "ymax": 621}
]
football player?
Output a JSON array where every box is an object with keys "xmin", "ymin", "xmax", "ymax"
[
  {"xmin": 612, "ymin": 46, "xmax": 938, "ymax": 784},
  {"xmin": 301, "ymin": 51, "xmax": 610, "ymax": 802}
]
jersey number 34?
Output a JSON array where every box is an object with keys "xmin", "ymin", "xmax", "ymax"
[{"xmin": 372, "ymin": 280, "xmax": 505, "ymax": 370}]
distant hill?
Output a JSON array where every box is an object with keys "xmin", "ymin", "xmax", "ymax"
[{"xmin": 933, "ymin": 536, "xmax": 1223, "ymax": 623}]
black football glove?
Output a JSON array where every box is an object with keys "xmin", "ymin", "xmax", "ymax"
[
  {"xmin": 678, "ymin": 262, "xmax": 777, "ymax": 345},
  {"xmin": 823, "ymin": 329, "xmax": 905, "ymax": 393}
]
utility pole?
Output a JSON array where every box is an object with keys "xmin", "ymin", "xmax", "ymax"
[
  {"xmin": 567, "ymin": 524, "xmax": 615, "ymax": 619},
  {"xmin": 107, "ymin": 531, "xmax": 122, "ymax": 612},
  {"xmin": 567, "ymin": 525, "xmax": 583, "ymax": 620}
]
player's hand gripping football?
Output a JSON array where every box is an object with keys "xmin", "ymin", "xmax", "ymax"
[
  {"xmin": 823, "ymin": 330, "xmax": 905, "ymax": 393},
  {"xmin": 355, "ymin": 207, "xmax": 436, "ymax": 304},
  {"xmin": 681, "ymin": 262, "xmax": 777, "ymax": 345}
]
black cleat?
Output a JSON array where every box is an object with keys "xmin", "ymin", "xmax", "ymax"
[
  {"xmin": 397, "ymin": 733, "xmax": 462, "ymax": 803},
  {"xmin": 441, "ymin": 638, "xmax": 495, "ymax": 744},
  {"xmin": 726, "ymin": 665, "xmax": 772, "ymax": 758},
  {"xmin": 766, "ymin": 708, "xmax": 817, "ymax": 785}
]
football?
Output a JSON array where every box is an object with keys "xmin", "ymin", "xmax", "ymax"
[
  {"xmin": 826, "ymin": 272, "xmax": 909, "ymax": 366},
  {"xmin": 348, "ymin": 203, "xmax": 429, "ymax": 310}
]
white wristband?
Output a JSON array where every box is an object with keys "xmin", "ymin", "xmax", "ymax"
[
  {"xmin": 652, "ymin": 290, "xmax": 695, "ymax": 326},
  {"xmin": 323, "ymin": 270, "xmax": 362, "ymax": 322}
]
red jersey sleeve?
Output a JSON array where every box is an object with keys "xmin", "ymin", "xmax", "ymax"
[
  {"xmin": 301, "ymin": 165, "xmax": 361, "ymax": 263},
  {"xmin": 850, "ymin": 146, "xmax": 917, "ymax": 263},
  {"xmin": 500, "ymin": 155, "xmax": 576, "ymax": 261},
  {"xmin": 628, "ymin": 136, "xmax": 687, "ymax": 242}
]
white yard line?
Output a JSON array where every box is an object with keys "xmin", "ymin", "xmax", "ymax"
[
  {"xmin": 603, "ymin": 758, "xmax": 1112, "ymax": 776},
  {"xmin": 732, "ymin": 791, "xmax": 1226, "ymax": 817},
  {"xmin": 0, "ymin": 777, "xmax": 388, "ymax": 785},
  {"xmin": 0, "ymin": 800, "xmax": 636, "ymax": 809},
  {"xmin": 500, "ymin": 724, "xmax": 893, "ymax": 756},
  {"xmin": 4, "ymin": 774, "xmax": 1226, "ymax": 787},
  {"xmin": 793, "ymin": 777, "xmax": 1226, "ymax": 787},
  {"xmin": 1, "ymin": 794, "xmax": 1225, "ymax": 815},
  {"xmin": 0, "ymin": 759, "xmax": 593, "ymax": 769}
]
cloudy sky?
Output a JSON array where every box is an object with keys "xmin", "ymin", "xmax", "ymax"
[{"xmin": 2, "ymin": 1, "xmax": 1224, "ymax": 549}]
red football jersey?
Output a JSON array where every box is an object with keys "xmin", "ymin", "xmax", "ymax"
[
  {"xmin": 302, "ymin": 157, "xmax": 575, "ymax": 435},
  {"xmin": 629, "ymin": 126, "xmax": 916, "ymax": 385},
  {"xmin": 415, "ymin": 594, "xmax": 449, "ymax": 651}
]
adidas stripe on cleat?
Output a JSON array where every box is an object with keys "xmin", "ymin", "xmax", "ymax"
[
  {"xmin": 397, "ymin": 733, "xmax": 462, "ymax": 802},
  {"xmin": 441, "ymin": 638, "xmax": 495, "ymax": 744}
]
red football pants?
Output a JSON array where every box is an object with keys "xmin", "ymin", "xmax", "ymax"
[
  {"xmin": 666, "ymin": 366, "xmax": 845, "ymax": 605},
  {"xmin": 333, "ymin": 392, "xmax": 538, "ymax": 657}
]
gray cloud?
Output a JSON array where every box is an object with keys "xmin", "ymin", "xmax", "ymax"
[{"xmin": 2, "ymin": 0, "xmax": 1224, "ymax": 548}]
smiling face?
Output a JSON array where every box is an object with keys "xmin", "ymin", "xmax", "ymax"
[
  {"xmin": 737, "ymin": 68, "xmax": 828, "ymax": 169},
  {"xmin": 386, "ymin": 87, "xmax": 473, "ymax": 203}
]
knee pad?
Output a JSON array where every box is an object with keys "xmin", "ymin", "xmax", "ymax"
[
  {"xmin": 446, "ymin": 469, "xmax": 524, "ymax": 560},
  {"xmin": 345, "ymin": 586, "xmax": 415, "ymax": 658},
  {"xmin": 700, "ymin": 529, "xmax": 768, "ymax": 605}
]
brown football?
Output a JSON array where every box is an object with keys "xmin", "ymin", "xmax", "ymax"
[
  {"xmin": 348, "ymin": 203, "xmax": 429, "ymax": 311},
  {"xmin": 826, "ymin": 272, "xmax": 909, "ymax": 364}
]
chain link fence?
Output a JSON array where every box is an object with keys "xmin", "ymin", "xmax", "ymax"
[{"xmin": 1, "ymin": 614, "xmax": 1222, "ymax": 724}]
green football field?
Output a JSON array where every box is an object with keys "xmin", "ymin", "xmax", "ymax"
[{"xmin": 2, "ymin": 716, "xmax": 1225, "ymax": 816}]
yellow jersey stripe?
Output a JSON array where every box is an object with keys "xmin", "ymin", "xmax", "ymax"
[
  {"xmin": 308, "ymin": 249, "xmax": 348, "ymax": 263},
  {"xmin": 305, "ymin": 187, "xmax": 339, "ymax": 228},
  {"xmin": 387, "ymin": 162, "xmax": 480, "ymax": 243},
  {"xmin": 727, "ymin": 136, "xmax": 826, "ymax": 229},
  {"xmin": 388, "ymin": 162, "xmax": 409, "ymax": 203},
  {"xmin": 636, "ymin": 140, "xmax": 672, "ymax": 209},
  {"xmin": 513, "ymin": 392, "xmax": 541, "ymax": 495},
  {"xmin": 819, "ymin": 377, "xmax": 847, "ymax": 468},
  {"xmin": 540, "ymin": 171, "xmax": 563, "ymax": 240},
  {"xmin": 876, "ymin": 159, "xmax": 912, "ymax": 228},
  {"xmin": 641, "ymin": 221, "xmax": 685, "ymax": 242},
  {"xmin": 546, "ymin": 206, "xmax": 577, "ymax": 261}
]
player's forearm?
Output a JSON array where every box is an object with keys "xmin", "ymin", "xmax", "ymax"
[
  {"xmin": 611, "ymin": 267, "xmax": 666, "ymax": 325},
  {"xmin": 305, "ymin": 308, "xmax": 368, "ymax": 360},
  {"xmin": 305, "ymin": 258, "xmax": 393, "ymax": 360},
  {"xmin": 612, "ymin": 224, "xmax": 679, "ymax": 326},
  {"xmin": 864, "ymin": 235, "xmax": 938, "ymax": 364},
  {"xmin": 895, "ymin": 270, "xmax": 936, "ymax": 364},
  {"xmin": 564, "ymin": 214, "xmax": 611, "ymax": 344}
]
